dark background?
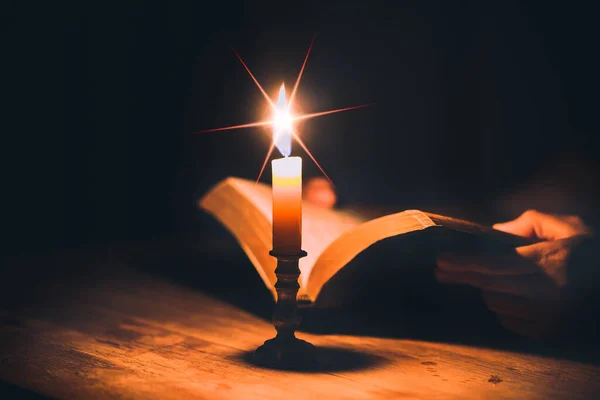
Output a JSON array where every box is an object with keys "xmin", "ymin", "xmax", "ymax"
[{"xmin": 4, "ymin": 1, "xmax": 599, "ymax": 256}]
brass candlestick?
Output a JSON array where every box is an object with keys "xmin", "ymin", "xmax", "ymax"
[{"xmin": 253, "ymin": 249, "xmax": 318, "ymax": 369}]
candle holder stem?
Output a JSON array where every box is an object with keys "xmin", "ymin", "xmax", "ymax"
[{"xmin": 253, "ymin": 250, "xmax": 317, "ymax": 369}]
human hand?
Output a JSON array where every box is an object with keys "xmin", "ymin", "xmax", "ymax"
[
  {"xmin": 436, "ymin": 210, "xmax": 593, "ymax": 338},
  {"xmin": 304, "ymin": 177, "xmax": 337, "ymax": 209}
]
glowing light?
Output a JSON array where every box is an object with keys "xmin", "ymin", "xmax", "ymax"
[
  {"xmin": 231, "ymin": 47, "xmax": 275, "ymax": 109},
  {"xmin": 256, "ymin": 143, "xmax": 276, "ymax": 183},
  {"xmin": 292, "ymin": 103, "xmax": 372, "ymax": 122},
  {"xmin": 192, "ymin": 38, "xmax": 372, "ymax": 183},
  {"xmin": 191, "ymin": 120, "xmax": 272, "ymax": 134},
  {"xmin": 288, "ymin": 35, "xmax": 315, "ymax": 109},
  {"xmin": 273, "ymin": 84, "xmax": 292, "ymax": 157}
]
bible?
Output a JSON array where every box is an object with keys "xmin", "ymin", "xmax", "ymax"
[{"xmin": 200, "ymin": 177, "xmax": 531, "ymax": 306}]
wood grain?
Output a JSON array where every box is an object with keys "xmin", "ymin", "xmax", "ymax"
[{"xmin": 1, "ymin": 272, "xmax": 598, "ymax": 400}]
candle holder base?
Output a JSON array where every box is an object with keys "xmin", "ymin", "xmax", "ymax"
[
  {"xmin": 253, "ymin": 336, "xmax": 318, "ymax": 370},
  {"xmin": 253, "ymin": 249, "xmax": 317, "ymax": 370}
]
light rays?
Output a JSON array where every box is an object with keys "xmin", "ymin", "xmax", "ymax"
[
  {"xmin": 292, "ymin": 104, "xmax": 372, "ymax": 122},
  {"xmin": 288, "ymin": 35, "xmax": 315, "ymax": 110},
  {"xmin": 193, "ymin": 38, "xmax": 371, "ymax": 184},
  {"xmin": 255, "ymin": 142, "xmax": 276, "ymax": 183},
  {"xmin": 190, "ymin": 119, "xmax": 272, "ymax": 134},
  {"xmin": 292, "ymin": 130, "xmax": 335, "ymax": 188},
  {"xmin": 191, "ymin": 103, "xmax": 370, "ymax": 134},
  {"xmin": 231, "ymin": 47, "xmax": 276, "ymax": 110}
]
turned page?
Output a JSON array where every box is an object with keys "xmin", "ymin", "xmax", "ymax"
[
  {"xmin": 303, "ymin": 210, "xmax": 535, "ymax": 302},
  {"xmin": 304, "ymin": 210, "xmax": 439, "ymax": 301}
]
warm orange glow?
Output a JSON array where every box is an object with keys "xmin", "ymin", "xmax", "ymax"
[
  {"xmin": 191, "ymin": 102, "xmax": 370, "ymax": 135},
  {"xmin": 192, "ymin": 103, "xmax": 370, "ymax": 135},
  {"xmin": 193, "ymin": 38, "xmax": 372, "ymax": 184}
]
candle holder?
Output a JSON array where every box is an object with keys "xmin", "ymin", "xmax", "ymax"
[{"xmin": 253, "ymin": 249, "xmax": 318, "ymax": 370}]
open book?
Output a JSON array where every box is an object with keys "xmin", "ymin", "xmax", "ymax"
[{"xmin": 200, "ymin": 177, "xmax": 531, "ymax": 305}]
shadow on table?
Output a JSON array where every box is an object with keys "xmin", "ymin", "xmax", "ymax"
[
  {"xmin": 234, "ymin": 346, "xmax": 390, "ymax": 373},
  {"xmin": 0, "ymin": 381, "xmax": 53, "ymax": 400}
]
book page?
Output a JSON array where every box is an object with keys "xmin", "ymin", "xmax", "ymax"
[
  {"xmin": 425, "ymin": 212, "xmax": 536, "ymax": 247},
  {"xmin": 200, "ymin": 178, "xmax": 276, "ymax": 297},
  {"xmin": 298, "ymin": 203, "xmax": 365, "ymax": 294},
  {"xmin": 305, "ymin": 210, "xmax": 437, "ymax": 301}
]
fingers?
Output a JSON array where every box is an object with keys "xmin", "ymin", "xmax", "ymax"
[
  {"xmin": 438, "ymin": 238, "xmax": 573, "ymax": 288},
  {"xmin": 435, "ymin": 269, "xmax": 557, "ymax": 299},
  {"xmin": 493, "ymin": 209, "xmax": 591, "ymax": 241},
  {"xmin": 516, "ymin": 239, "xmax": 573, "ymax": 287},
  {"xmin": 436, "ymin": 217, "xmax": 578, "ymax": 339},
  {"xmin": 437, "ymin": 252, "xmax": 538, "ymax": 275}
]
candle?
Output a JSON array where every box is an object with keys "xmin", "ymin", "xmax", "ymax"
[
  {"xmin": 272, "ymin": 156, "xmax": 302, "ymax": 254},
  {"xmin": 270, "ymin": 83, "xmax": 302, "ymax": 254}
]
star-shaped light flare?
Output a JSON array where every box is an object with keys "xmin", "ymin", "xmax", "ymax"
[{"xmin": 191, "ymin": 36, "xmax": 371, "ymax": 184}]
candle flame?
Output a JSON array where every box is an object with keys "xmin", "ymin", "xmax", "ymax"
[
  {"xmin": 191, "ymin": 37, "xmax": 372, "ymax": 185},
  {"xmin": 273, "ymin": 83, "xmax": 292, "ymax": 157}
]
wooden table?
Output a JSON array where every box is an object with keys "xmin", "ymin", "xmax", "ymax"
[{"xmin": 1, "ymin": 245, "xmax": 599, "ymax": 399}]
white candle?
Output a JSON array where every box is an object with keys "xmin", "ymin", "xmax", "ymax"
[{"xmin": 272, "ymin": 156, "xmax": 302, "ymax": 254}]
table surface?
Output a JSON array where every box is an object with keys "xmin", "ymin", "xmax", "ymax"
[{"xmin": 1, "ymin": 256, "xmax": 599, "ymax": 400}]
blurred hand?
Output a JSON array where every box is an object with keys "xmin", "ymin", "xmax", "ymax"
[
  {"xmin": 304, "ymin": 177, "xmax": 337, "ymax": 209},
  {"xmin": 436, "ymin": 210, "xmax": 593, "ymax": 338}
]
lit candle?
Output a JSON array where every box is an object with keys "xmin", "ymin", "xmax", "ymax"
[{"xmin": 271, "ymin": 84, "xmax": 302, "ymax": 254}]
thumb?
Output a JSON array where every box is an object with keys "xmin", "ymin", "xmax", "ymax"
[
  {"xmin": 493, "ymin": 210, "xmax": 539, "ymax": 239},
  {"xmin": 494, "ymin": 210, "xmax": 590, "ymax": 241}
]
